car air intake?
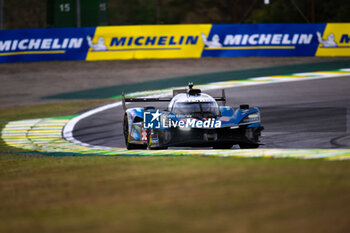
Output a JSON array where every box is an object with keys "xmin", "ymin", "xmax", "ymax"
[{"xmin": 188, "ymin": 89, "xmax": 201, "ymax": 96}]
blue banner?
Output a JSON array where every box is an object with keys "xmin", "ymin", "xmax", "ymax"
[
  {"xmin": 201, "ymin": 24, "xmax": 326, "ymax": 57},
  {"xmin": 0, "ymin": 27, "xmax": 95, "ymax": 63}
]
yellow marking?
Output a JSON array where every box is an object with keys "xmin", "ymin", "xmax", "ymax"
[
  {"xmin": 205, "ymin": 46, "xmax": 295, "ymax": 50},
  {"xmin": 2, "ymin": 134, "xmax": 27, "ymax": 136},
  {"xmin": 0, "ymin": 50, "xmax": 66, "ymax": 56},
  {"xmin": 327, "ymin": 155, "xmax": 350, "ymax": 161}
]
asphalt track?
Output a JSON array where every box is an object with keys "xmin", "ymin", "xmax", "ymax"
[{"xmin": 72, "ymin": 76, "xmax": 350, "ymax": 149}]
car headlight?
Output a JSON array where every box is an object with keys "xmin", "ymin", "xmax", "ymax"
[{"xmin": 241, "ymin": 113, "xmax": 260, "ymax": 123}]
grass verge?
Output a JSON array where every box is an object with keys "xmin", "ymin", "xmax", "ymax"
[
  {"xmin": 0, "ymin": 99, "xmax": 111, "ymax": 153},
  {"xmin": 0, "ymin": 100, "xmax": 350, "ymax": 233},
  {"xmin": 0, "ymin": 155, "xmax": 350, "ymax": 233}
]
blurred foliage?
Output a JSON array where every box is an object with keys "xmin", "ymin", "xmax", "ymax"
[
  {"xmin": 3, "ymin": 0, "xmax": 46, "ymax": 29},
  {"xmin": 108, "ymin": 0, "xmax": 157, "ymax": 25},
  {"xmin": 2, "ymin": 0, "xmax": 350, "ymax": 29},
  {"xmin": 247, "ymin": 0, "xmax": 350, "ymax": 23}
]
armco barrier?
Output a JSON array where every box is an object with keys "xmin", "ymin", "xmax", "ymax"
[{"xmin": 0, "ymin": 23, "xmax": 349, "ymax": 63}]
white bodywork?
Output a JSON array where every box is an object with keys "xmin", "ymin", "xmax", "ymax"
[{"xmin": 168, "ymin": 93, "xmax": 218, "ymax": 111}]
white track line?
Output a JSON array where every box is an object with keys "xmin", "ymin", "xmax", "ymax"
[{"xmin": 63, "ymin": 102, "xmax": 123, "ymax": 148}]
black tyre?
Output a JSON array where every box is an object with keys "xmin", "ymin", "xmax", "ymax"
[
  {"xmin": 146, "ymin": 129, "xmax": 168, "ymax": 150},
  {"xmin": 146, "ymin": 129, "xmax": 152, "ymax": 150},
  {"xmin": 123, "ymin": 114, "xmax": 146, "ymax": 150},
  {"xmin": 239, "ymin": 127, "xmax": 261, "ymax": 149},
  {"xmin": 213, "ymin": 143, "xmax": 233, "ymax": 149},
  {"xmin": 239, "ymin": 143, "xmax": 259, "ymax": 149}
]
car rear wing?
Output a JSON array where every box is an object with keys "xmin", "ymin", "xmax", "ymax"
[
  {"xmin": 217, "ymin": 89, "xmax": 226, "ymax": 106},
  {"xmin": 121, "ymin": 91, "xmax": 172, "ymax": 111},
  {"xmin": 121, "ymin": 89, "xmax": 226, "ymax": 111}
]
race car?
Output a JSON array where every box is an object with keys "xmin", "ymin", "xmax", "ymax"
[{"xmin": 122, "ymin": 83, "xmax": 263, "ymax": 150}]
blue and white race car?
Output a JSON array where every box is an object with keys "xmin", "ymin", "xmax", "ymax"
[{"xmin": 122, "ymin": 83, "xmax": 263, "ymax": 150}]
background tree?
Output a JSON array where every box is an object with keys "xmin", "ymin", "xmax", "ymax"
[{"xmin": 2, "ymin": 0, "xmax": 350, "ymax": 29}]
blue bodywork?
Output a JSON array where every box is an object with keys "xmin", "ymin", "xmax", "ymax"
[{"xmin": 125, "ymin": 105, "xmax": 262, "ymax": 146}]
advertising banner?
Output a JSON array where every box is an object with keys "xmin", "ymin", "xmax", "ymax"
[
  {"xmin": 201, "ymin": 24, "xmax": 326, "ymax": 57},
  {"xmin": 0, "ymin": 23, "xmax": 349, "ymax": 63},
  {"xmin": 85, "ymin": 25, "xmax": 211, "ymax": 60},
  {"xmin": 0, "ymin": 27, "xmax": 95, "ymax": 63}
]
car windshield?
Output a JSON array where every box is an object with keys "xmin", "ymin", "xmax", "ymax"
[{"xmin": 172, "ymin": 101, "xmax": 219, "ymax": 118}]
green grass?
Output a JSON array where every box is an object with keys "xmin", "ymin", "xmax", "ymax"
[
  {"xmin": 1, "ymin": 100, "xmax": 350, "ymax": 233},
  {"xmin": 0, "ymin": 155, "xmax": 350, "ymax": 233}
]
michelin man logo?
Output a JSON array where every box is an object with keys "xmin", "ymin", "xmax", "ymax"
[
  {"xmin": 86, "ymin": 36, "xmax": 108, "ymax": 51},
  {"xmin": 201, "ymin": 33, "xmax": 222, "ymax": 48},
  {"xmin": 317, "ymin": 32, "xmax": 337, "ymax": 48}
]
